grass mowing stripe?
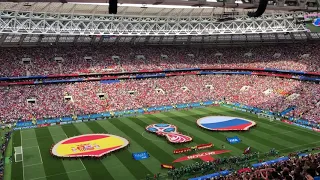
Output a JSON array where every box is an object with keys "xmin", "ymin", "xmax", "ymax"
[
  {"xmin": 251, "ymin": 121, "xmax": 318, "ymax": 144},
  {"xmin": 249, "ymin": 125, "xmax": 305, "ymax": 147},
  {"xmin": 96, "ymin": 120, "xmax": 163, "ymax": 176},
  {"xmin": 34, "ymin": 127, "xmax": 69, "ymax": 180},
  {"xmin": 84, "ymin": 121, "xmax": 145, "ymax": 180},
  {"xmin": 11, "ymin": 130, "xmax": 23, "ymax": 180},
  {"xmin": 247, "ymin": 128, "xmax": 297, "ymax": 148},
  {"xmin": 61, "ymin": 124, "xmax": 114, "ymax": 180},
  {"xmin": 109, "ymin": 118, "xmax": 176, "ymax": 165}
]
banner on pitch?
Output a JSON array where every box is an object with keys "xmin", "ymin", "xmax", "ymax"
[
  {"xmin": 173, "ymin": 143, "xmax": 213, "ymax": 154},
  {"xmin": 132, "ymin": 151, "xmax": 150, "ymax": 160},
  {"xmin": 161, "ymin": 164, "xmax": 175, "ymax": 169},
  {"xmin": 226, "ymin": 136, "xmax": 241, "ymax": 144},
  {"xmin": 227, "ymin": 136, "xmax": 241, "ymax": 144}
]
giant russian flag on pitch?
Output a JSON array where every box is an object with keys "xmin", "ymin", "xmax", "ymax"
[{"xmin": 197, "ymin": 116, "xmax": 256, "ymax": 131}]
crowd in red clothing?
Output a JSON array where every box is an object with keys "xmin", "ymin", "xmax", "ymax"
[
  {"xmin": 0, "ymin": 75, "xmax": 319, "ymax": 123},
  {"xmin": 0, "ymin": 43, "xmax": 319, "ymax": 77},
  {"xmin": 213, "ymin": 153, "xmax": 320, "ymax": 180},
  {"xmin": 0, "ymin": 43, "xmax": 319, "ymax": 124}
]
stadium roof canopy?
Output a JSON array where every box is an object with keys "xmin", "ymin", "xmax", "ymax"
[
  {"xmin": 0, "ymin": 0, "xmax": 319, "ymax": 17},
  {"xmin": 1, "ymin": 0, "xmax": 319, "ymax": 46}
]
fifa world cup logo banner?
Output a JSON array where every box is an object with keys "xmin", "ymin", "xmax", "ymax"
[{"xmin": 145, "ymin": 124, "xmax": 192, "ymax": 144}]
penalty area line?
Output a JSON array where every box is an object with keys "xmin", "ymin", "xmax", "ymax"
[
  {"xmin": 21, "ymin": 130, "xmax": 25, "ymax": 180},
  {"xmin": 28, "ymin": 169, "xmax": 87, "ymax": 180},
  {"xmin": 37, "ymin": 146, "xmax": 43, "ymax": 164},
  {"xmin": 23, "ymin": 162, "xmax": 43, "ymax": 167},
  {"xmin": 22, "ymin": 134, "xmax": 67, "ymax": 141}
]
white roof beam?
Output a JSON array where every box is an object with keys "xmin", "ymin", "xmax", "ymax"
[
  {"xmin": 177, "ymin": 8, "xmax": 185, "ymax": 17},
  {"xmin": 199, "ymin": 7, "xmax": 205, "ymax": 17},
  {"xmin": 40, "ymin": 2, "xmax": 52, "ymax": 12},
  {"xmin": 121, "ymin": 6, "xmax": 129, "ymax": 15},
  {"xmin": 90, "ymin": 5, "xmax": 99, "ymax": 14},
  {"xmin": 71, "ymin": 4, "xmax": 77, "ymax": 14}
]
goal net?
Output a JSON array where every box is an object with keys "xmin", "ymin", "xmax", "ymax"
[
  {"xmin": 14, "ymin": 146, "xmax": 23, "ymax": 163},
  {"xmin": 257, "ymin": 113, "xmax": 275, "ymax": 121}
]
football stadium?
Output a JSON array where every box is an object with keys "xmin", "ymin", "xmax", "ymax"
[{"xmin": 0, "ymin": 0, "xmax": 320, "ymax": 180}]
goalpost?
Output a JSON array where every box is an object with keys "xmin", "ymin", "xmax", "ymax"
[
  {"xmin": 14, "ymin": 146, "xmax": 23, "ymax": 163},
  {"xmin": 257, "ymin": 113, "xmax": 275, "ymax": 122}
]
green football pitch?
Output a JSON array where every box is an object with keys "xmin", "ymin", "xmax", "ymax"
[{"xmin": 7, "ymin": 106, "xmax": 320, "ymax": 180}]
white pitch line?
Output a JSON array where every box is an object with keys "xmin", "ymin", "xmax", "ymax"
[
  {"xmin": 37, "ymin": 146, "xmax": 43, "ymax": 164},
  {"xmin": 23, "ymin": 162, "xmax": 43, "ymax": 167},
  {"xmin": 79, "ymin": 158, "xmax": 86, "ymax": 170},
  {"xmin": 23, "ymin": 134, "xmax": 67, "ymax": 141},
  {"xmin": 278, "ymin": 140, "xmax": 320, "ymax": 152},
  {"xmin": 23, "ymin": 146, "xmax": 41, "ymax": 150},
  {"xmin": 20, "ymin": 131, "xmax": 25, "ymax": 180},
  {"xmin": 266, "ymin": 130, "xmax": 296, "ymax": 136},
  {"xmin": 29, "ymin": 169, "xmax": 87, "ymax": 180},
  {"xmin": 261, "ymin": 120, "xmax": 320, "ymax": 137}
]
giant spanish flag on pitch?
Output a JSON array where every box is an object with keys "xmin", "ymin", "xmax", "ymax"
[{"xmin": 51, "ymin": 134, "xmax": 129, "ymax": 157}]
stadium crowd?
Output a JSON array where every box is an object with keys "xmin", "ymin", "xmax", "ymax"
[
  {"xmin": 0, "ymin": 43, "xmax": 319, "ymax": 77},
  {"xmin": 164, "ymin": 150, "xmax": 320, "ymax": 180},
  {"xmin": 0, "ymin": 75, "xmax": 319, "ymax": 123},
  {"xmin": 210, "ymin": 152, "xmax": 320, "ymax": 180},
  {"xmin": 0, "ymin": 131, "xmax": 12, "ymax": 179},
  {"xmin": 0, "ymin": 42, "xmax": 319, "ymax": 180},
  {"xmin": 166, "ymin": 149, "xmax": 278, "ymax": 179}
]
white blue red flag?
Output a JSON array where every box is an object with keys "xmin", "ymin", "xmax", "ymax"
[{"xmin": 197, "ymin": 116, "xmax": 256, "ymax": 131}]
